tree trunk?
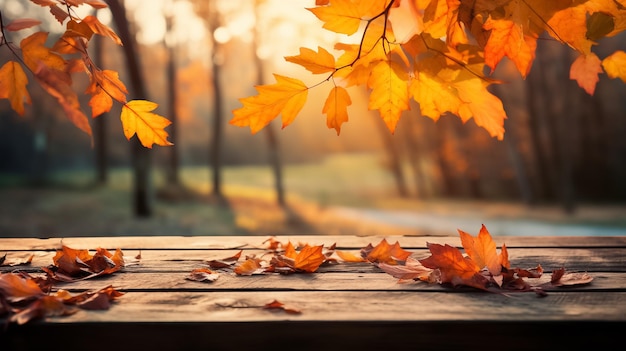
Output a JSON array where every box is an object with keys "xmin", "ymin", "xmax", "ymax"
[
  {"xmin": 91, "ymin": 33, "xmax": 108, "ymax": 185},
  {"xmin": 403, "ymin": 113, "xmax": 430, "ymax": 198},
  {"xmin": 165, "ymin": 16, "xmax": 179, "ymax": 186},
  {"xmin": 208, "ymin": 3, "xmax": 224, "ymax": 200},
  {"xmin": 375, "ymin": 118, "xmax": 409, "ymax": 198},
  {"xmin": 254, "ymin": 0, "xmax": 285, "ymax": 207},
  {"xmin": 491, "ymin": 84, "xmax": 534, "ymax": 205},
  {"xmin": 106, "ymin": 0, "xmax": 153, "ymax": 217}
]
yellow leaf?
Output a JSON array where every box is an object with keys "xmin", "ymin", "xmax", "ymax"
[
  {"xmin": 570, "ymin": 52, "xmax": 603, "ymax": 95},
  {"xmin": 367, "ymin": 60, "xmax": 410, "ymax": 133},
  {"xmin": 602, "ymin": 50, "xmax": 626, "ymax": 83},
  {"xmin": 307, "ymin": 0, "xmax": 388, "ymax": 35},
  {"xmin": 0, "ymin": 61, "xmax": 31, "ymax": 115},
  {"xmin": 322, "ymin": 86, "xmax": 352, "ymax": 135},
  {"xmin": 121, "ymin": 100, "xmax": 173, "ymax": 148},
  {"xmin": 285, "ymin": 46, "xmax": 336, "ymax": 74},
  {"xmin": 230, "ymin": 74, "xmax": 308, "ymax": 133},
  {"xmin": 455, "ymin": 78, "xmax": 506, "ymax": 140},
  {"xmin": 411, "ymin": 63, "xmax": 506, "ymax": 140},
  {"xmin": 410, "ymin": 68, "xmax": 459, "ymax": 121}
]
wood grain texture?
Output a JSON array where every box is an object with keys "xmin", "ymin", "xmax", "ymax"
[{"xmin": 1, "ymin": 235, "xmax": 625, "ymax": 351}]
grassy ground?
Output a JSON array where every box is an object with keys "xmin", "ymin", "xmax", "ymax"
[{"xmin": 1, "ymin": 153, "xmax": 625, "ymax": 238}]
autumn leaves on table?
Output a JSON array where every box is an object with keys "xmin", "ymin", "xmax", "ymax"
[
  {"xmin": 0, "ymin": 1, "xmax": 172, "ymax": 148},
  {"xmin": 231, "ymin": 0, "xmax": 626, "ymax": 140},
  {"xmin": 0, "ymin": 246, "xmax": 126, "ymax": 325},
  {"xmin": 188, "ymin": 225, "xmax": 593, "ymax": 295},
  {"xmin": 0, "ymin": 225, "xmax": 594, "ymax": 325}
]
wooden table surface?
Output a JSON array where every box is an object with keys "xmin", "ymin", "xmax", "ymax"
[{"xmin": 1, "ymin": 235, "xmax": 625, "ymax": 351}]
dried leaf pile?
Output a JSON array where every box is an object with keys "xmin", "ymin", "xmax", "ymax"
[{"xmin": 1, "ymin": 225, "xmax": 594, "ymax": 325}]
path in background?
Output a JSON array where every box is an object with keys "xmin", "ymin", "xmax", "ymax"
[
  {"xmin": 330, "ymin": 204, "xmax": 626, "ymax": 236},
  {"xmin": 1, "ymin": 186, "xmax": 625, "ymax": 238}
]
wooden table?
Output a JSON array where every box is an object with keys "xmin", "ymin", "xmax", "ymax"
[{"xmin": 1, "ymin": 235, "xmax": 625, "ymax": 350}]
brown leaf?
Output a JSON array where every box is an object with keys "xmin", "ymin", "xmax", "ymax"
[
  {"xmin": 186, "ymin": 268, "xmax": 220, "ymax": 283},
  {"xmin": 379, "ymin": 256, "xmax": 432, "ymax": 280},
  {"xmin": 11, "ymin": 295, "xmax": 75, "ymax": 325},
  {"xmin": 551, "ymin": 268, "xmax": 593, "ymax": 287},
  {"xmin": 204, "ymin": 250, "xmax": 243, "ymax": 269},
  {"xmin": 0, "ymin": 272, "xmax": 45, "ymax": 302}
]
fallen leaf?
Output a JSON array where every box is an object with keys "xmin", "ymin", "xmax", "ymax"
[
  {"xmin": 419, "ymin": 242, "xmax": 488, "ymax": 290},
  {"xmin": 186, "ymin": 268, "xmax": 220, "ymax": 283},
  {"xmin": 379, "ymin": 256, "xmax": 432, "ymax": 280},
  {"xmin": 263, "ymin": 299, "xmax": 302, "ymax": 314},
  {"xmin": 234, "ymin": 258, "xmax": 265, "ymax": 276},
  {"xmin": 551, "ymin": 268, "xmax": 594, "ymax": 287}
]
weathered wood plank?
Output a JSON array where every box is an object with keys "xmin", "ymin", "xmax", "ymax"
[
  {"xmin": 3, "ymin": 247, "xmax": 625, "ymax": 273},
  {"xmin": 1, "ymin": 235, "xmax": 625, "ymax": 251},
  {"xmin": 53, "ymin": 271, "xmax": 625, "ymax": 292},
  {"xmin": 21, "ymin": 291, "xmax": 626, "ymax": 322}
]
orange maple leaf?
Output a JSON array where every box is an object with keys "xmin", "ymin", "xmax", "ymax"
[
  {"xmin": 86, "ymin": 69, "xmax": 128, "ymax": 117},
  {"xmin": 121, "ymin": 100, "xmax": 173, "ymax": 148},
  {"xmin": 458, "ymin": 224, "xmax": 502, "ymax": 276},
  {"xmin": 323, "ymin": 86, "xmax": 352, "ymax": 135},
  {"xmin": 570, "ymin": 52, "xmax": 603, "ymax": 95},
  {"xmin": 419, "ymin": 242, "xmax": 488, "ymax": 290},
  {"xmin": 33, "ymin": 63, "xmax": 93, "ymax": 137},
  {"xmin": 293, "ymin": 245, "xmax": 326, "ymax": 273},
  {"xmin": 20, "ymin": 31, "xmax": 66, "ymax": 73},
  {"xmin": 483, "ymin": 17, "xmax": 537, "ymax": 78},
  {"xmin": 0, "ymin": 61, "xmax": 31, "ymax": 115},
  {"xmin": 364, "ymin": 238, "xmax": 412, "ymax": 265},
  {"xmin": 230, "ymin": 74, "xmax": 308, "ymax": 133},
  {"xmin": 234, "ymin": 258, "xmax": 264, "ymax": 276},
  {"xmin": 82, "ymin": 15, "xmax": 122, "ymax": 45}
]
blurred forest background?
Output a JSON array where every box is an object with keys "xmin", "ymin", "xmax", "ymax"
[{"xmin": 1, "ymin": 0, "xmax": 625, "ymax": 238}]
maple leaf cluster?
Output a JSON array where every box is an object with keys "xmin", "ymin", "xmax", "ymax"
[
  {"xmin": 376, "ymin": 225, "xmax": 594, "ymax": 294},
  {"xmin": 0, "ymin": 0, "xmax": 172, "ymax": 148},
  {"xmin": 187, "ymin": 240, "xmax": 336, "ymax": 281},
  {"xmin": 232, "ymin": 0, "xmax": 626, "ymax": 140},
  {"xmin": 0, "ymin": 244, "xmax": 126, "ymax": 324}
]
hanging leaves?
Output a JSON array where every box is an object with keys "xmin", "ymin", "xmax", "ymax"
[
  {"xmin": 232, "ymin": 0, "xmax": 626, "ymax": 139},
  {"xmin": 0, "ymin": 1, "xmax": 171, "ymax": 147}
]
